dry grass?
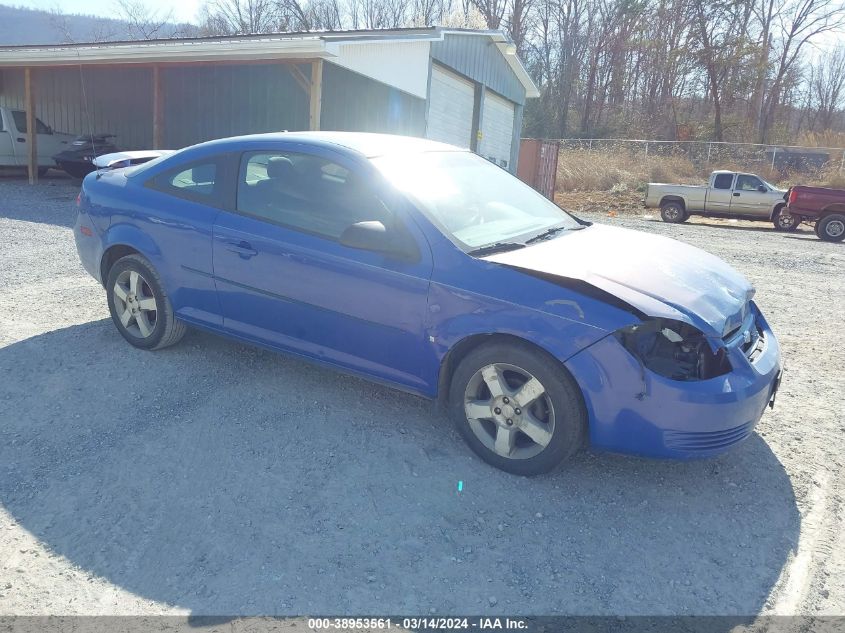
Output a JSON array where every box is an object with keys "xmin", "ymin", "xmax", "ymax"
[
  {"xmin": 794, "ymin": 130, "xmax": 845, "ymax": 149},
  {"xmin": 556, "ymin": 149, "xmax": 702, "ymax": 193},
  {"xmin": 554, "ymin": 147, "xmax": 845, "ymax": 216},
  {"xmin": 556, "ymin": 148, "xmax": 845, "ymax": 195}
]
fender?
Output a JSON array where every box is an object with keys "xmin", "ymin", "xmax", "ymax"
[
  {"xmin": 99, "ymin": 222, "xmax": 165, "ymax": 284},
  {"xmin": 424, "ymin": 277, "xmax": 638, "ymax": 400}
]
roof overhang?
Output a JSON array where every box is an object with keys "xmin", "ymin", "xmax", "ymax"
[
  {"xmin": 0, "ymin": 35, "xmax": 330, "ymax": 66},
  {"xmin": 0, "ymin": 27, "xmax": 539, "ymax": 98}
]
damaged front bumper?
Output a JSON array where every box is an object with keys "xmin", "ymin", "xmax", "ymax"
[{"xmin": 565, "ymin": 302, "xmax": 782, "ymax": 458}]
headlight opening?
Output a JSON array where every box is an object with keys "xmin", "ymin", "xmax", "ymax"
[{"xmin": 615, "ymin": 318, "xmax": 732, "ymax": 381}]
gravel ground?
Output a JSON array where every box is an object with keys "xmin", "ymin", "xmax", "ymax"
[{"xmin": 0, "ymin": 176, "xmax": 843, "ymax": 618}]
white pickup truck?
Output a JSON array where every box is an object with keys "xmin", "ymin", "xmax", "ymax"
[
  {"xmin": 644, "ymin": 170, "xmax": 795, "ymax": 230},
  {"xmin": 0, "ymin": 106, "xmax": 75, "ymax": 174}
]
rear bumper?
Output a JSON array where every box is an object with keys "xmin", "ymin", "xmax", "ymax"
[{"xmin": 565, "ymin": 305, "xmax": 781, "ymax": 459}]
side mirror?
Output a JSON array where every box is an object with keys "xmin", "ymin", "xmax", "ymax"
[
  {"xmin": 757, "ymin": 185, "xmax": 767, "ymax": 193},
  {"xmin": 339, "ymin": 220, "xmax": 417, "ymax": 260}
]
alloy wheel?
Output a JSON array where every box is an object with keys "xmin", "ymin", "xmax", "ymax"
[
  {"xmin": 463, "ymin": 363, "xmax": 555, "ymax": 460},
  {"xmin": 777, "ymin": 213, "xmax": 796, "ymax": 229},
  {"xmin": 112, "ymin": 270, "xmax": 158, "ymax": 338},
  {"xmin": 825, "ymin": 219, "xmax": 845, "ymax": 238}
]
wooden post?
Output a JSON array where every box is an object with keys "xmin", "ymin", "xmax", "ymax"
[
  {"xmin": 152, "ymin": 65, "xmax": 164, "ymax": 150},
  {"xmin": 309, "ymin": 60, "xmax": 322, "ymax": 131},
  {"xmin": 24, "ymin": 67, "xmax": 37, "ymax": 185}
]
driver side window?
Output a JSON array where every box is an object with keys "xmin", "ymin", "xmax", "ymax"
[
  {"xmin": 736, "ymin": 175, "xmax": 763, "ymax": 191},
  {"xmin": 235, "ymin": 151, "xmax": 393, "ymax": 240}
]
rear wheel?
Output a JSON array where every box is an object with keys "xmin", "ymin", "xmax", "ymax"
[
  {"xmin": 106, "ymin": 254, "xmax": 186, "ymax": 350},
  {"xmin": 817, "ymin": 214, "xmax": 845, "ymax": 242},
  {"xmin": 448, "ymin": 342, "xmax": 586, "ymax": 476},
  {"xmin": 660, "ymin": 201, "xmax": 687, "ymax": 223},
  {"xmin": 773, "ymin": 206, "xmax": 799, "ymax": 231}
]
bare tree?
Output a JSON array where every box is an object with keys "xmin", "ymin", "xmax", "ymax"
[
  {"xmin": 810, "ymin": 45, "xmax": 845, "ymax": 130},
  {"xmin": 198, "ymin": 0, "xmax": 284, "ymax": 34},
  {"xmin": 754, "ymin": 0, "xmax": 845, "ymax": 141},
  {"xmin": 114, "ymin": 0, "xmax": 178, "ymax": 38}
]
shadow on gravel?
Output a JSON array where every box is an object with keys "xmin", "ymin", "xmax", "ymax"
[
  {"xmin": 0, "ymin": 177, "xmax": 79, "ymax": 228},
  {"xmin": 686, "ymin": 222, "xmax": 813, "ymax": 236},
  {"xmin": 0, "ymin": 321, "xmax": 800, "ymax": 616}
]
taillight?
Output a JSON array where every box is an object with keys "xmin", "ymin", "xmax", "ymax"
[
  {"xmin": 788, "ymin": 189, "xmax": 797, "ymax": 205},
  {"xmin": 75, "ymin": 192, "xmax": 82, "ymax": 207}
]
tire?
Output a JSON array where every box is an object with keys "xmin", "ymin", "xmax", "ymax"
[
  {"xmin": 660, "ymin": 201, "xmax": 686, "ymax": 223},
  {"xmin": 105, "ymin": 253, "xmax": 187, "ymax": 350},
  {"xmin": 773, "ymin": 206, "xmax": 799, "ymax": 231},
  {"xmin": 448, "ymin": 341, "xmax": 587, "ymax": 476},
  {"xmin": 816, "ymin": 214, "xmax": 845, "ymax": 242},
  {"xmin": 37, "ymin": 166, "xmax": 49, "ymax": 177}
]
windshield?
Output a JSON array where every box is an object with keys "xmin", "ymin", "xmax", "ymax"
[{"xmin": 371, "ymin": 151, "xmax": 581, "ymax": 251}]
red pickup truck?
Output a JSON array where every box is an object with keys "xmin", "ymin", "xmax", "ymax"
[{"xmin": 785, "ymin": 186, "xmax": 845, "ymax": 241}]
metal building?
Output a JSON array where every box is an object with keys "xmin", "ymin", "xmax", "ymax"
[{"xmin": 0, "ymin": 27, "xmax": 538, "ymax": 182}]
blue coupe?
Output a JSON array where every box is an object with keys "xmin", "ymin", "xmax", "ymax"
[{"xmin": 74, "ymin": 132, "xmax": 782, "ymax": 475}]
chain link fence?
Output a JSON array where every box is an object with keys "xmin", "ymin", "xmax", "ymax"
[{"xmin": 556, "ymin": 138, "xmax": 845, "ymax": 176}]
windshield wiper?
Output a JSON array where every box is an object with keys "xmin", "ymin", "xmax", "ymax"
[
  {"xmin": 468, "ymin": 241, "xmax": 526, "ymax": 256},
  {"xmin": 524, "ymin": 225, "xmax": 582, "ymax": 244}
]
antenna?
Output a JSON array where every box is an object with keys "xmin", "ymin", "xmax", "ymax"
[{"xmin": 74, "ymin": 47, "xmax": 100, "ymax": 179}]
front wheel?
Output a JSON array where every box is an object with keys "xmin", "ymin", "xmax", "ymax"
[
  {"xmin": 660, "ymin": 202, "xmax": 687, "ymax": 223},
  {"xmin": 106, "ymin": 254, "xmax": 187, "ymax": 350},
  {"xmin": 816, "ymin": 214, "xmax": 845, "ymax": 242},
  {"xmin": 773, "ymin": 207, "xmax": 799, "ymax": 231},
  {"xmin": 448, "ymin": 342, "xmax": 587, "ymax": 476}
]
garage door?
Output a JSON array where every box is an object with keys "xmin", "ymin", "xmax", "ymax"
[
  {"xmin": 426, "ymin": 65, "xmax": 475, "ymax": 149},
  {"xmin": 479, "ymin": 92, "xmax": 516, "ymax": 169}
]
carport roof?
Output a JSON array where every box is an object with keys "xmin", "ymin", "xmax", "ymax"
[{"xmin": 0, "ymin": 27, "xmax": 539, "ymax": 98}]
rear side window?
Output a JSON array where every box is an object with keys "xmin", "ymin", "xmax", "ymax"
[
  {"xmin": 235, "ymin": 150, "xmax": 392, "ymax": 239},
  {"xmin": 147, "ymin": 158, "xmax": 226, "ymax": 207},
  {"xmin": 169, "ymin": 164, "xmax": 216, "ymax": 195},
  {"xmin": 713, "ymin": 174, "xmax": 733, "ymax": 190}
]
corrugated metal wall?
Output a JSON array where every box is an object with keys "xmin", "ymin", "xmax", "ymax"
[
  {"xmin": 430, "ymin": 34, "xmax": 525, "ymax": 106},
  {"xmin": 321, "ymin": 62, "xmax": 426, "ymax": 136},
  {"xmin": 0, "ymin": 35, "xmax": 522, "ymax": 154},
  {"xmin": 161, "ymin": 63, "xmax": 309, "ymax": 149},
  {"xmin": 0, "ymin": 66, "xmax": 153, "ymax": 148}
]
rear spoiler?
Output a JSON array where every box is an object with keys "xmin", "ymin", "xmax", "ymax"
[{"xmin": 92, "ymin": 150, "xmax": 173, "ymax": 170}]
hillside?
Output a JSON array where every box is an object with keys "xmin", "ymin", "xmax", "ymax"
[{"xmin": 0, "ymin": 4, "xmax": 193, "ymax": 45}]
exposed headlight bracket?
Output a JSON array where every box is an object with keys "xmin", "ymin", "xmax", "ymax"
[{"xmin": 615, "ymin": 318, "xmax": 732, "ymax": 382}]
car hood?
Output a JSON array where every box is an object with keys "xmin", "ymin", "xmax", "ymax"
[{"xmin": 483, "ymin": 223, "xmax": 754, "ymax": 337}]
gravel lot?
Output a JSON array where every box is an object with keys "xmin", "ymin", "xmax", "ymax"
[{"xmin": 0, "ymin": 175, "xmax": 843, "ymax": 618}]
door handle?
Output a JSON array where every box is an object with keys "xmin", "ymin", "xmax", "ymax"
[
  {"xmin": 16, "ymin": 138, "xmax": 25, "ymax": 143},
  {"xmin": 225, "ymin": 240, "xmax": 258, "ymax": 259},
  {"xmin": 733, "ymin": 192, "xmax": 740, "ymax": 197}
]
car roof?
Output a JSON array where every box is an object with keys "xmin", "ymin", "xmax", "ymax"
[{"xmin": 198, "ymin": 131, "xmax": 465, "ymax": 159}]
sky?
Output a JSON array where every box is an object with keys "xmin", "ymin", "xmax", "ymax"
[{"xmin": 16, "ymin": 0, "xmax": 203, "ymax": 24}]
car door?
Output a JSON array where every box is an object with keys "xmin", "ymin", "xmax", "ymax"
[
  {"xmin": 212, "ymin": 147, "xmax": 434, "ymax": 393},
  {"xmin": 131, "ymin": 155, "xmax": 230, "ymax": 327},
  {"xmin": 730, "ymin": 174, "xmax": 772, "ymax": 217},
  {"xmin": 9, "ymin": 110, "xmax": 58, "ymax": 167},
  {"xmin": 705, "ymin": 173, "xmax": 735, "ymax": 213}
]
